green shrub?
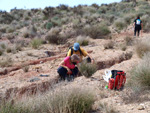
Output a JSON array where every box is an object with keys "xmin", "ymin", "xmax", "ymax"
[
  {"xmin": 79, "ymin": 61, "xmax": 97, "ymax": 78},
  {"xmin": 46, "ymin": 22, "xmax": 53, "ymax": 29},
  {"xmin": 135, "ymin": 39, "xmax": 150, "ymax": 58},
  {"xmin": 128, "ymin": 52, "xmax": 150, "ymax": 92},
  {"xmin": 76, "ymin": 35, "xmax": 89, "ymax": 46},
  {"xmin": 31, "ymin": 38, "xmax": 43, "ymax": 49}
]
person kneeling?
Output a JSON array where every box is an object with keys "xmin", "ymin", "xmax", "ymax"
[{"xmin": 57, "ymin": 54, "xmax": 80, "ymax": 81}]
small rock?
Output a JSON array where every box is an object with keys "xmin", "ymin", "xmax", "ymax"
[
  {"xmin": 39, "ymin": 74, "xmax": 49, "ymax": 77},
  {"xmin": 137, "ymin": 105, "xmax": 145, "ymax": 110},
  {"xmin": 29, "ymin": 77, "xmax": 40, "ymax": 82}
]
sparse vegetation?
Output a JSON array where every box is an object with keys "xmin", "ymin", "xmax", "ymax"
[{"xmin": 99, "ymin": 102, "xmax": 118, "ymax": 113}]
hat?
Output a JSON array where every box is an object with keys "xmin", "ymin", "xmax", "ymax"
[{"xmin": 73, "ymin": 43, "xmax": 80, "ymax": 51}]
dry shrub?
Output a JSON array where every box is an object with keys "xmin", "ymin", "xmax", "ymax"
[
  {"xmin": 125, "ymin": 36, "xmax": 133, "ymax": 46},
  {"xmin": 23, "ymin": 66, "xmax": 29, "ymax": 72},
  {"xmin": 76, "ymin": 35, "xmax": 90, "ymax": 46},
  {"xmin": 23, "ymin": 26, "xmax": 37, "ymax": 38},
  {"xmin": 0, "ymin": 49, "xmax": 3, "ymax": 56},
  {"xmin": 0, "ymin": 86, "xmax": 95, "ymax": 113},
  {"xmin": 104, "ymin": 41, "xmax": 114, "ymax": 49},
  {"xmin": 79, "ymin": 61, "xmax": 98, "ymax": 78},
  {"xmin": 99, "ymin": 102, "xmax": 119, "ymax": 113},
  {"xmin": 45, "ymin": 27, "xmax": 66, "ymax": 44},
  {"xmin": 141, "ymin": 15, "xmax": 150, "ymax": 32},
  {"xmin": 82, "ymin": 24, "xmax": 111, "ymax": 39},
  {"xmin": 0, "ymin": 57, "xmax": 13, "ymax": 67},
  {"xmin": 135, "ymin": 38, "xmax": 150, "ymax": 58},
  {"xmin": 114, "ymin": 19, "xmax": 126, "ymax": 30}
]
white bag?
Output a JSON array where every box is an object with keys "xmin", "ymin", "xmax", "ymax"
[{"xmin": 102, "ymin": 70, "xmax": 112, "ymax": 82}]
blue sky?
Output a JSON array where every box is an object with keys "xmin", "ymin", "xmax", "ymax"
[{"xmin": 0, "ymin": 0, "xmax": 121, "ymax": 12}]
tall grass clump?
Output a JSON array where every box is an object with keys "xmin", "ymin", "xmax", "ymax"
[
  {"xmin": 128, "ymin": 52, "xmax": 150, "ymax": 92},
  {"xmin": 79, "ymin": 61, "xmax": 97, "ymax": 78},
  {"xmin": 30, "ymin": 38, "xmax": 43, "ymax": 49},
  {"xmin": 135, "ymin": 38, "xmax": 150, "ymax": 58},
  {"xmin": 76, "ymin": 35, "xmax": 90, "ymax": 46},
  {"xmin": 0, "ymin": 86, "xmax": 95, "ymax": 113}
]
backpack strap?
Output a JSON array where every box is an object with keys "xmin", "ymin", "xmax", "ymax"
[{"xmin": 78, "ymin": 47, "xmax": 83, "ymax": 56}]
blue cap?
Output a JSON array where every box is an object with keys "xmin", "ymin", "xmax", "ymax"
[{"xmin": 73, "ymin": 43, "xmax": 80, "ymax": 51}]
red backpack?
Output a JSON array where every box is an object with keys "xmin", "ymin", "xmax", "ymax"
[{"xmin": 108, "ymin": 70, "xmax": 126, "ymax": 90}]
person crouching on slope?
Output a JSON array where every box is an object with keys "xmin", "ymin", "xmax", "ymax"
[
  {"xmin": 57, "ymin": 54, "xmax": 80, "ymax": 80},
  {"xmin": 67, "ymin": 43, "xmax": 94, "ymax": 63}
]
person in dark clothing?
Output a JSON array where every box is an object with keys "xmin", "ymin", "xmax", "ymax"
[
  {"xmin": 133, "ymin": 16, "xmax": 143, "ymax": 37},
  {"xmin": 57, "ymin": 54, "xmax": 80, "ymax": 81}
]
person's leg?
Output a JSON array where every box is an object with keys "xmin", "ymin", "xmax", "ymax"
[
  {"xmin": 57, "ymin": 67, "xmax": 68, "ymax": 80},
  {"xmin": 137, "ymin": 26, "xmax": 141, "ymax": 37},
  {"xmin": 134, "ymin": 27, "xmax": 137, "ymax": 36},
  {"xmin": 137, "ymin": 29, "xmax": 140, "ymax": 37},
  {"xmin": 72, "ymin": 67, "xmax": 79, "ymax": 77}
]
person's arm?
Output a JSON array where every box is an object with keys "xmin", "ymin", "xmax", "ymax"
[
  {"xmin": 141, "ymin": 23, "xmax": 143, "ymax": 30},
  {"xmin": 141, "ymin": 23, "xmax": 143, "ymax": 37},
  {"xmin": 80, "ymin": 48, "xmax": 94, "ymax": 63},
  {"xmin": 59, "ymin": 61, "xmax": 71, "ymax": 73}
]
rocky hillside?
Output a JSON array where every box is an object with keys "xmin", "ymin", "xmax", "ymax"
[{"xmin": 0, "ymin": 0, "xmax": 150, "ymax": 113}]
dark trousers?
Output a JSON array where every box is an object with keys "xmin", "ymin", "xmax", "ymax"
[
  {"xmin": 134, "ymin": 26, "xmax": 141, "ymax": 36},
  {"xmin": 57, "ymin": 67, "xmax": 79, "ymax": 80}
]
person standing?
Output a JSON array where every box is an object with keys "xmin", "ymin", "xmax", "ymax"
[{"xmin": 133, "ymin": 16, "xmax": 143, "ymax": 37}]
